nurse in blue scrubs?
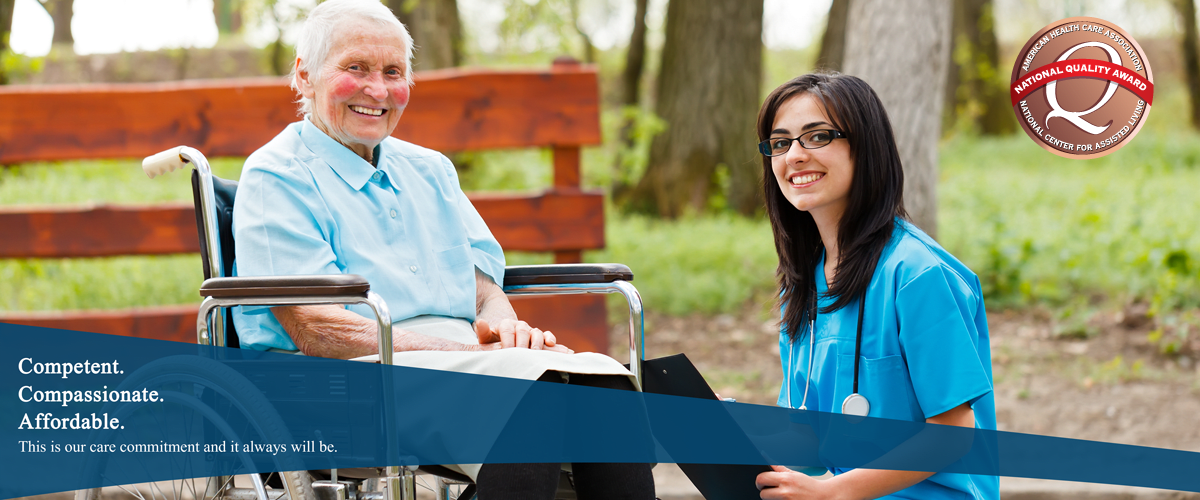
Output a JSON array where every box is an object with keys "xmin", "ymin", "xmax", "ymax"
[{"xmin": 751, "ymin": 72, "xmax": 998, "ymax": 500}]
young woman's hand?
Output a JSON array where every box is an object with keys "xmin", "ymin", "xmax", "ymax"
[{"xmin": 756, "ymin": 465, "xmax": 841, "ymax": 499}]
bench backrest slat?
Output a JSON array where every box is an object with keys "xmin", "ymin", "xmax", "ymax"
[
  {"xmin": 0, "ymin": 192, "xmax": 603, "ymax": 258},
  {"xmin": 0, "ymin": 67, "xmax": 601, "ymax": 164}
]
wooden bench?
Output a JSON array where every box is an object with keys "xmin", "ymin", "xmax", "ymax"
[{"xmin": 0, "ymin": 60, "xmax": 613, "ymax": 353}]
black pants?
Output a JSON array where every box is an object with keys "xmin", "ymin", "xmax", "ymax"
[{"xmin": 475, "ymin": 372, "xmax": 655, "ymax": 500}]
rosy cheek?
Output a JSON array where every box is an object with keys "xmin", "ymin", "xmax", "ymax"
[
  {"xmin": 329, "ymin": 75, "xmax": 360, "ymax": 99},
  {"xmin": 393, "ymin": 84, "xmax": 411, "ymax": 107}
]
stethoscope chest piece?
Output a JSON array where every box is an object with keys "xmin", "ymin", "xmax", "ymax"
[{"xmin": 841, "ymin": 392, "xmax": 870, "ymax": 417}]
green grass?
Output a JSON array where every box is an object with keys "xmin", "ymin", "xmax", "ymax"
[
  {"xmin": 0, "ymin": 255, "xmax": 201, "ymax": 311},
  {"xmin": 588, "ymin": 213, "xmax": 777, "ymax": 316},
  {"xmin": 939, "ymin": 127, "xmax": 1200, "ymax": 313},
  {"xmin": 0, "ymin": 157, "xmax": 245, "ymax": 204}
]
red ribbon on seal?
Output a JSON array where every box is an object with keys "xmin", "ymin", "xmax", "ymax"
[{"xmin": 1010, "ymin": 58, "xmax": 1153, "ymax": 106}]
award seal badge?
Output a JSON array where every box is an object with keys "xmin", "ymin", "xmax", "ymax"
[{"xmin": 1010, "ymin": 17, "xmax": 1153, "ymax": 159}]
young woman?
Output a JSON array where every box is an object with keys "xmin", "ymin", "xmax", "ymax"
[{"xmin": 752, "ymin": 73, "xmax": 997, "ymax": 500}]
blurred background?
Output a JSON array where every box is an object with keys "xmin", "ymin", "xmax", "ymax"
[{"xmin": 1, "ymin": 0, "xmax": 1199, "ymax": 464}]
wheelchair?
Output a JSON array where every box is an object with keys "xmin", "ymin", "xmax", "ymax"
[{"xmin": 73, "ymin": 146, "xmax": 649, "ymax": 500}]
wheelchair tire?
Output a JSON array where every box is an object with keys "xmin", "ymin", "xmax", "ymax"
[{"xmin": 73, "ymin": 355, "xmax": 314, "ymax": 500}]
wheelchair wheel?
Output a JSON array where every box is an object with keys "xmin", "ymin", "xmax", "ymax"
[
  {"xmin": 73, "ymin": 356, "xmax": 314, "ymax": 500},
  {"xmin": 73, "ymin": 471, "xmax": 311, "ymax": 500}
]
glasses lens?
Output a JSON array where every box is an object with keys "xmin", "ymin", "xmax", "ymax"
[
  {"xmin": 803, "ymin": 130, "xmax": 833, "ymax": 148},
  {"xmin": 769, "ymin": 138, "xmax": 792, "ymax": 156}
]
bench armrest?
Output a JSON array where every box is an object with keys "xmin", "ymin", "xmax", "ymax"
[
  {"xmin": 502, "ymin": 264, "xmax": 632, "ymax": 287},
  {"xmin": 200, "ymin": 274, "xmax": 371, "ymax": 298}
]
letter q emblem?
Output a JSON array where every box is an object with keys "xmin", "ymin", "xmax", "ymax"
[{"xmin": 1045, "ymin": 42, "xmax": 1121, "ymax": 135}]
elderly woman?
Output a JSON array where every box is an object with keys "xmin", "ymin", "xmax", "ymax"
[{"xmin": 231, "ymin": 1, "xmax": 654, "ymax": 498}]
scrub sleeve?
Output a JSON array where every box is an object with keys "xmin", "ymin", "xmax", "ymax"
[{"xmin": 896, "ymin": 265, "xmax": 992, "ymax": 418}]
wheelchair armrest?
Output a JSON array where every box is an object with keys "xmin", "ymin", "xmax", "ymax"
[
  {"xmin": 502, "ymin": 263, "xmax": 633, "ymax": 286},
  {"xmin": 200, "ymin": 274, "xmax": 371, "ymax": 298}
]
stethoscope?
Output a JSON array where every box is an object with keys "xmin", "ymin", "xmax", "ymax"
[{"xmin": 786, "ymin": 283, "xmax": 871, "ymax": 417}]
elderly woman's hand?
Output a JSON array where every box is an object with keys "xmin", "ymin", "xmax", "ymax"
[{"xmin": 473, "ymin": 318, "xmax": 573, "ymax": 353}]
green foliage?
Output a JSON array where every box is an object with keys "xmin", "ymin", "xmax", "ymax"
[
  {"xmin": 604, "ymin": 106, "xmax": 666, "ymax": 191},
  {"xmin": 1052, "ymin": 301, "xmax": 1099, "ymax": 339},
  {"xmin": 762, "ymin": 47, "xmax": 817, "ymax": 96},
  {"xmin": 453, "ymin": 148, "xmax": 552, "ymax": 192},
  {"xmin": 1, "ymin": 50, "xmax": 44, "ymax": 82},
  {"xmin": 1147, "ymin": 310, "xmax": 1197, "ymax": 355},
  {"xmin": 489, "ymin": 0, "xmax": 621, "ymax": 65},
  {"xmin": 939, "ymin": 120, "xmax": 1200, "ymax": 312},
  {"xmin": 1077, "ymin": 355, "xmax": 1147, "ymax": 385},
  {"xmin": 586, "ymin": 213, "xmax": 777, "ymax": 316}
]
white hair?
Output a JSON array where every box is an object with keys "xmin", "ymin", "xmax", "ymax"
[{"xmin": 290, "ymin": 0, "xmax": 415, "ymax": 114}]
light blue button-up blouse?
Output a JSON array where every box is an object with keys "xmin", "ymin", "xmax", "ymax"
[{"xmin": 231, "ymin": 119, "xmax": 506, "ymax": 351}]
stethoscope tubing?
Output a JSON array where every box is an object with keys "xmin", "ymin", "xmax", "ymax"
[{"xmin": 787, "ymin": 283, "xmax": 870, "ymax": 416}]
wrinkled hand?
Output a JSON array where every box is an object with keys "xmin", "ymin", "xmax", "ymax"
[
  {"xmin": 473, "ymin": 319, "xmax": 573, "ymax": 353},
  {"xmin": 756, "ymin": 466, "xmax": 835, "ymax": 500}
]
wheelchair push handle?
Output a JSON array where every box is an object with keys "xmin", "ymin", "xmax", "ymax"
[{"xmin": 142, "ymin": 146, "xmax": 190, "ymax": 178}]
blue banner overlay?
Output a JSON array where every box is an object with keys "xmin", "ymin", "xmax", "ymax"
[{"xmin": 3, "ymin": 322, "xmax": 1199, "ymax": 497}]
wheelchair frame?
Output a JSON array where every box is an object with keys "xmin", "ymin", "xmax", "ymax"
[{"xmin": 142, "ymin": 146, "xmax": 648, "ymax": 500}]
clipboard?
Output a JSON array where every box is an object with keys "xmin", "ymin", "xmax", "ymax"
[{"xmin": 641, "ymin": 353, "xmax": 773, "ymax": 499}]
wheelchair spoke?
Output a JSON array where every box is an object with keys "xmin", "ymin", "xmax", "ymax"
[
  {"xmin": 114, "ymin": 481, "xmax": 146, "ymax": 500},
  {"xmin": 149, "ymin": 480, "xmax": 168, "ymax": 500},
  {"xmin": 185, "ymin": 477, "xmax": 199, "ymax": 500},
  {"xmin": 173, "ymin": 476, "xmax": 188, "ymax": 500},
  {"xmin": 416, "ymin": 474, "xmax": 434, "ymax": 492}
]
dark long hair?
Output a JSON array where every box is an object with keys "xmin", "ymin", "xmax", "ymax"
[{"xmin": 758, "ymin": 72, "xmax": 907, "ymax": 342}]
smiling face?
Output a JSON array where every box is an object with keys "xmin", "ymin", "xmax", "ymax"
[
  {"xmin": 770, "ymin": 93, "xmax": 854, "ymax": 226},
  {"xmin": 296, "ymin": 19, "xmax": 411, "ymax": 160}
]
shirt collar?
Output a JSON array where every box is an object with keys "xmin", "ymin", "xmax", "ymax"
[
  {"xmin": 379, "ymin": 146, "xmax": 403, "ymax": 192},
  {"xmin": 300, "ymin": 117, "xmax": 376, "ymax": 191}
]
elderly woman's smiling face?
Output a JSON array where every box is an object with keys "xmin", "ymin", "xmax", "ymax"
[{"xmin": 297, "ymin": 19, "xmax": 411, "ymax": 160}]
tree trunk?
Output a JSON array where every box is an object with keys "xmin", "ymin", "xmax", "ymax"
[
  {"xmin": 1178, "ymin": 0, "xmax": 1200, "ymax": 130},
  {"xmin": 1, "ymin": 0, "xmax": 15, "ymax": 84},
  {"xmin": 389, "ymin": 0, "xmax": 463, "ymax": 71},
  {"xmin": 629, "ymin": 0, "xmax": 764, "ymax": 217},
  {"xmin": 213, "ymin": 0, "xmax": 243, "ymax": 34},
  {"xmin": 567, "ymin": 0, "xmax": 596, "ymax": 64},
  {"xmin": 620, "ymin": 0, "xmax": 649, "ymax": 107},
  {"xmin": 942, "ymin": 0, "xmax": 961, "ymax": 132},
  {"xmin": 945, "ymin": 0, "xmax": 1012, "ymax": 135},
  {"xmin": 267, "ymin": 3, "xmax": 287, "ymax": 76},
  {"xmin": 41, "ymin": 0, "xmax": 73, "ymax": 47},
  {"xmin": 815, "ymin": 0, "xmax": 849, "ymax": 72},
  {"xmin": 842, "ymin": 0, "xmax": 951, "ymax": 238},
  {"xmin": 610, "ymin": 0, "xmax": 649, "ymax": 198}
]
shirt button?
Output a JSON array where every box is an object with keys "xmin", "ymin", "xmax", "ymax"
[
  {"xmin": 373, "ymin": 171, "xmax": 381, "ymax": 180},
  {"xmin": 410, "ymin": 265, "xmax": 418, "ymax": 273},
  {"xmin": 389, "ymin": 209, "xmax": 397, "ymax": 218}
]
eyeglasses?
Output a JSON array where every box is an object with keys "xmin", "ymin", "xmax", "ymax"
[{"xmin": 758, "ymin": 129, "xmax": 847, "ymax": 157}]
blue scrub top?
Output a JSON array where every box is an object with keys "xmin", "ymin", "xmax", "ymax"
[{"xmin": 778, "ymin": 219, "xmax": 998, "ymax": 500}]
